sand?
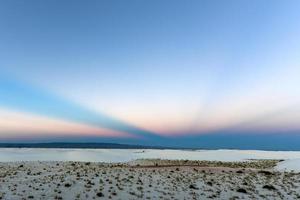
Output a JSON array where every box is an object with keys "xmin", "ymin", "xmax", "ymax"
[
  {"xmin": 2, "ymin": 149, "xmax": 300, "ymax": 172},
  {"xmin": 0, "ymin": 159, "xmax": 300, "ymax": 200}
]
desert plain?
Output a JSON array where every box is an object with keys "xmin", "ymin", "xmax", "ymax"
[{"xmin": 0, "ymin": 159, "xmax": 300, "ymax": 200}]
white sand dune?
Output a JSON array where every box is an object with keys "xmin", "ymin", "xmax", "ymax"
[
  {"xmin": 1, "ymin": 148, "xmax": 300, "ymax": 171},
  {"xmin": 275, "ymin": 158, "xmax": 300, "ymax": 172}
]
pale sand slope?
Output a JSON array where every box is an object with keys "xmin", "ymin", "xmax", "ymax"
[
  {"xmin": 275, "ymin": 159, "xmax": 300, "ymax": 172},
  {"xmin": 0, "ymin": 160, "xmax": 300, "ymax": 200},
  {"xmin": 2, "ymin": 149, "xmax": 300, "ymax": 172}
]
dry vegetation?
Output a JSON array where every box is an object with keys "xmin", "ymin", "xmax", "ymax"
[{"xmin": 0, "ymin": 159, "xmax": 299, "ymax": 200}]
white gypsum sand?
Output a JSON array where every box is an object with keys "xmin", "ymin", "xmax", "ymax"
[
  {"xmin": 1, "ymin": 148, "xmax": 300, "ymax": 171},
  {"xmin": 0, "ymin": 160, "xmax": 299, "ymax": 200}
]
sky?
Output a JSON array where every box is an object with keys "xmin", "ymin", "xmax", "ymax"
[{"xmin": 0, "ymin": 0, "xmax": 300, "ymax": 149}]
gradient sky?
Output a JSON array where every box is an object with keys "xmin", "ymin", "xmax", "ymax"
[{"xmin": 0, "ymin": 0, "xmax": 300, "ymax": 149}]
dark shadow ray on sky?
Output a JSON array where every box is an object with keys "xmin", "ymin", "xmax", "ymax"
[
  {"xmin": 0, "ymin": 133, "xmax": 166, "ymax": 146},
  {"xmin": 0, "ymin": 76, "xmax": 162, "ymax": 140},
  {"xmin": 188, "ymin": 95, "xmax": 300, "ymax": 135},
  {"xmin": 3, "ymin": 131, "xmax": 300, "ymax": 151},
  {"xmin": 227, "ymin": 104, "xmax": 300, "ymax": 131},
  {"xmin": 157, "ymin": 130, "xmax": 300, "ymax": 150}
]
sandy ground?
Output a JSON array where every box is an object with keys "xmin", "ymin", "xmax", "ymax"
[{"xmin": 0, "ymin": 159, "xmax": 300, "ymax": 200}]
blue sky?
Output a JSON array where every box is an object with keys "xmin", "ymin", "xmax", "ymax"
[{"xmin": 0, "ymin": 0, "xmax": 300, "ymax": 149}]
